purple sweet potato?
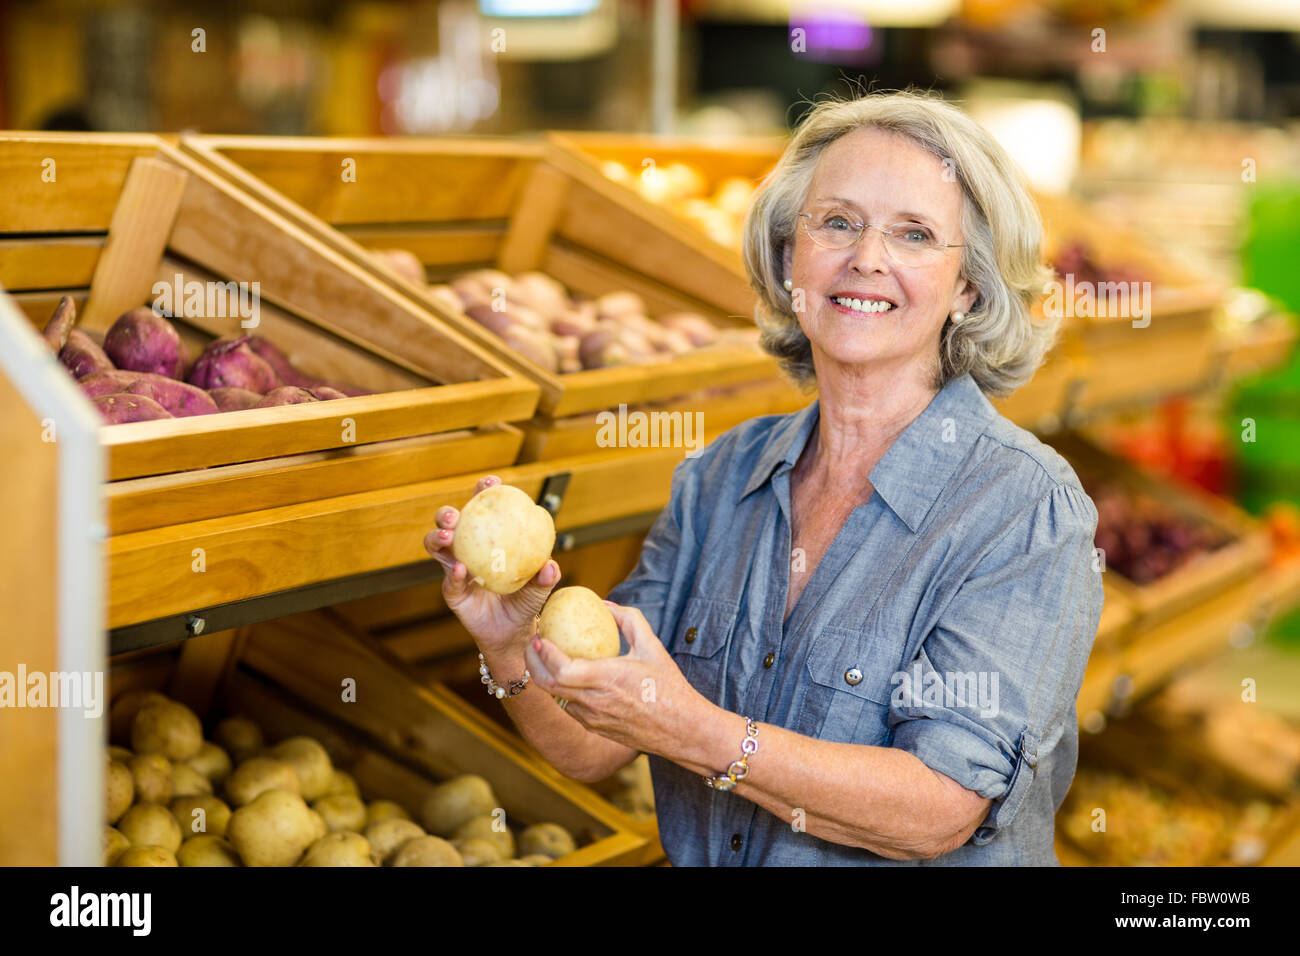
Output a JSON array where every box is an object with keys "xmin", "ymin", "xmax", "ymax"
[
  {"xmin": 103, "ymin": 308, "xmax": 186, "ymax": 379},
  {"xmin": 255, "ymin": 386, "xmax": 320, "ymax": 407},
  {"xmin": 207, "ymin": 387, "xmax": 264, "ymax": 412},
  {"xmin": 245, "ymin": 337, "xmax": 372, "ymax": 396},
  {"xmin": 42, "ymin": 296, "xmax": 78, "ymax": 354},
  {"xmin": 307, "ymin": 386, "xmax": 349, "ymax": 401},
  {"xmin": 186, "ymin": 336, "xmax": 278, "ymax": 393},
  {"xmin": 93, "ymin": 394, "xmax": 174, "ymax": 424},
  {"xmin": 80, "ymin": 370, "xmax": 216, "ymax": 417},
  {"xmin": 59, "ymin": 330, "xmax": 116, "ymax": 379}
]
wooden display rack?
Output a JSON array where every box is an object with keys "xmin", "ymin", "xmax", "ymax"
[
  {"xmin": 177, "ymin": 134, "xmax": 806, "ymax": 462},
  {"xmin": 107, "ymin": 619, "xmax": 646, "ymax": 867},
  {"xmin": 0, "ymin": 132, "xmax": 552, "ymax": 630}
]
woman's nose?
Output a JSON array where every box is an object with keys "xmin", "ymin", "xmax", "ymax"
[{"xmin": 848, "ymin": 225, "xmax": 891, "ymax": 275}]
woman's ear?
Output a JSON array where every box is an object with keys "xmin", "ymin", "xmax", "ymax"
[{"xmin": 952, "ymin": 275, "xmax": 978, "ymax": 316}]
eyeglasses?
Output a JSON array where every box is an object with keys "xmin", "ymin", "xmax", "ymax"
[{"xmin": 798, "ymin": 211, "xmax": 963, "ymax": 267}]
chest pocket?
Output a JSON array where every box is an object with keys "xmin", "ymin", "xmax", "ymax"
[
  {"xmin": 669, "ymin": 597, "xmax": 739, "ymax": 707},
  {"xmin": 794, "ymin": 625, "xmax": 897, "ymax": 746}
]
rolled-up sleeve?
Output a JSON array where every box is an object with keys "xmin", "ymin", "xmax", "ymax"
[{"xmin": 889, "ymin": 482, "xmax": 1104, "ymax": 846}]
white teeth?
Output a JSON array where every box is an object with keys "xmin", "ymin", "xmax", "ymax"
[{"xmin": 833, "ymin": 296, "xmax": 894, "ymax": 314}]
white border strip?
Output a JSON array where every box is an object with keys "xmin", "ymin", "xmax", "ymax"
[{"xmin": 0, "ymin": 290, "xmax": 105, "ymax": 866}]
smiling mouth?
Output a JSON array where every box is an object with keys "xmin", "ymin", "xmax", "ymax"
[{"xmin": 830, "ymin": 295, "xmax": 896, "ymax": 314}]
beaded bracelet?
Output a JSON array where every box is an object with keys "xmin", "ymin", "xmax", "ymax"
[{"xmin": 479, "ymin": 653, "xmax": 530, "ymax": 700}]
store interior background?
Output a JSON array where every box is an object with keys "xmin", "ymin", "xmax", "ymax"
[{"xmin": 6, "ymin": 0, "xmax": 1300, "ymax": 866}]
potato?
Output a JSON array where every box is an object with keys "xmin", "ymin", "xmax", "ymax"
[
  {"xmin": 225, "ymin": 757, "xmax": 300, "ymax": 807},
  {"xmin": 131, "ymin": 699, "xmax": 203, "ymax": 761},
  {"xmin": 128, "ymin": 753, "xmax": 173, "ymax": 805},
  {"xmin": 464, "ymin": 301, "xmax": 522, "ymax": 337},
  {"xmin": 427, "ymin": 283, "xmax": 465, "ymax": 315},
  {"xmin": 42, "ymin": 295, "xmax": 77, "ymax": 354},
  {"xmin": 93, "ymin": 393, "xmax": 174, "ymax": 424},
  {"xmin": 103, "ymin": 827, "xmax": 130, "ymax": 866},
  {"xmin": 538, "ymin": 586, "xmax": 620, "ymax": 660},
  {"xmin": 453, "ymin": 837, "xmax": 504, "ymax": 867},
  {"xmin": 117, "ymin": 804, "xmax": 182, "ymax": 853},
  {"xmin": 452, "ymin": 814, "xmax": 515, "ymax": 859},
  {"xmin": 519, "ymin": 854, "xmax": 554, "ymax": 866},
  {"xmin": 371, "ymin": 248, "xmax": 426, "ymax": 285},
  {"xmin": 171, "ymin": 794, "xmax": 232, "ymax": 839},
  {"xmin": 59, "ymin": 329, "xmax": 115, "ymax": 379},
  {"xmin": 452, "ymin": 484, "xmax": 556, "ymax": 595},
  {"xmin": 116, "ymin": 846, "xmax": 178, "ymax": 867},
  {"xmin": 658, "ymin": 312, "xmax": 719, "ymax": 347},
  {"xmin": 186, "ymin": 335, "xmax": 278, "ymax": 393},
  {"xmin": 501, "ymin": 326, "xmax": 560, "ymax": 373},
  {"xmin": 103, "ymin": 308, "xmax": 187, "ymax": 379},
  {"xmin": 364, "ymin": 818, "xmax": 426, "ymax": 862},
  {"xmin": 595, "ymin": 291, "xmax": 645, "ymax": 320},
  {"xmin": 485, "ymin": 859, "xmax": 531, "ymax": 867},
  {"xmin": 185, "ymin": 741, "xmax": 232, "ymax": 786},
  {"xmin": 268, "ymin": 737, "xmax": 333, "ymax": 801},
  {"xmin": 366, "ymin": 800, "xmax": 411, "ymax": 825},
  {"xmin": 420, "ymin": 774, "xmax": 498, "ymax": 837},
  {"xmin": 171, "ymin": 763, "xmax": 212, "ymax": 798},
  {"xmin": 226, "ymin": 789, "xmax": 320, "ymax": 867},
  {"xmin": 308, "ymin": 809, "xmax": 328, "ymax": 841},
  {"xmin": 322, "ymin": 769, "xmax": 359, "ymax": 798},
  {"xmin": 208, "ymin": 386, "xmax": 264, "ymax": 412},
  {"xmin": 212, "ymin": 715, "xmax": 263, "ymax": 764},
  {"xmin": 106, "ymin": 759, "xmax": 133, "ymax": 824},
  {"xmin": 107, "ymin": 745, "xmax": 133, "ymax": 763},
  {"xmin": 109, "ymin": 689, "xmax": 169, "ymax": 746},
  {"xmin": 388, "ymin": 835, "xmax": 464, "ymax": 867},
  {"xmin": 518, "ymin": 823, "xmax": 577, "ymax": 860},
  {"xmin": 299, "ymin": 831, "xmax": 378, "ymax": 867},
  {"xmin": 313, "ymin": 794, "xmax": 367, "ymax": 833},
  {"xmin": 177, "ymin": 835, "xmax": 241, "ymax": 867},
  {"xmin": 255, "ymin": 385, "xmax": 319, "ymax": 407}
]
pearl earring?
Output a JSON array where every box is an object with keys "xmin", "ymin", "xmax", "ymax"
[
  {"xmin": 783, "ymin": 278, "xmax": 794, "ymax": 292},
  {"xmin": 951, "ymin": 311, "xmax": 965, "ymax": 323}
]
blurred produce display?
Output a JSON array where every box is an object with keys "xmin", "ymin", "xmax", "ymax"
[
  {"xmin": 608, "ymin": 754, "xmax": 655, "ymax": 821},
  {"xmin": 1050, "ymin": 238, "xmax": 1146, "ymax": 289},
  {"xmin": 597, "ymin": 160, "xmax": 759, "ymax": 249},
  {"xmin": 104, "ymin": 690, "xmax": 577, "ymax": 867},
  {"xmin": 1061, "ymin": 767, "xmax": 1275, "ymax": 866},
  {"xmin": 1072, "ymin": 467, "xmax": 1234, "ymax": 584}
]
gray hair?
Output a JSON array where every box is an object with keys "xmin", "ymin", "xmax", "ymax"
[{"xmin": 742, "ymin": 89, "xmax": 1057, "ymax": 397}]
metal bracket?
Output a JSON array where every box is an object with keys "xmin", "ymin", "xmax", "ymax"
[{"xmin": 538, "ymin": 471, "xmax": 571, "ymax": 517}]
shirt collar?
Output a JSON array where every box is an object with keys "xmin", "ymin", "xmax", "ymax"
[{"xmin": 740, "ymin": 372, "xmax": 997, "ymax": 534}]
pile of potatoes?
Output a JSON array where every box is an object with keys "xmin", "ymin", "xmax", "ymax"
[
  {"xmin": 598, "ymin": 160, "xmax": 758, "ymax": 250},
  {"xmin": 370, "ymin": 251, "xmax": 759, "ymax": 374},
  {"xmin": 103, "ymin": 689, "xmax": 578, "ymax": 867},
  {"xmin": 609, "ymin": 754, "xmax": 655, "ymax": 821}
]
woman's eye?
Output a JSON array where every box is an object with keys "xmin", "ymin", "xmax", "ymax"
[
  {"xmin": 899, "ymin": 227, "xmax": 932, "ymax": 244},
  {"xmin": 823, "ymin": 215, "xmax": 853, "ymax": 231}
]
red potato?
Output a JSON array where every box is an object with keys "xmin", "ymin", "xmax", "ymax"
[
  {"xmin": 500, "ymin": 326, "xmax": 559, "ymax": 373},
  {"xmin": 548, "ymin": 309, "xmax": 597, "ymax": 337},
  {"xmin": 658, "ymin": 312, "xmax": 721, "ymax": 347},
  {"xmin": 371, "ymin": 248, "xmax": 426, "ymax": 285},
  {"xmin": 93, "ymin": 394, "xmax": 174, "ymax": 424},
  {"xmin": 578, "ymin": 327, "xmax": 637, "ymax": 369},
  {"xmin": 42, "ymin": 296, "xmax": 78, "ymax": 354},
  {"xmin": 103, "ymin": 308, "xmax": 186, "ymax": 379},
  {"xmin": 463, "ymin": 303, "xmax": 520, "ymax": 338},
  {"xmin": 186, "ymin": 336, "xmax": 278, "ymax": 393},
  {"xmin": 256, "ymin": 386, "xmax": 320, "ymax": 407},
  {"xmin": 208, "ymin": 387, "xmax": 264, "ymax": 412},
  {"xmin": 59, "ymin": 330, "xmax": 115, "ymax": 379},
  {"xmin": 510, "ymin": 272, "xmax": 571, "ymax": 317},
  {"xmin": 450, "ymin": 276, "xmax": 492, "ymax": 307}
]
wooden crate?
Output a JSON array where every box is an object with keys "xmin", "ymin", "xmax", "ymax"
[
  {"xmin": 230, "ymin": 610, "xmax": 646, "ymax": 865},
  {"xmin": 1059, "ymin": 717, "xmax": 1300, "ymax": 867},
  {"xmin": 178, "ymin": 134, "xmax": 801, "ymax": 439},
  {"xmin": 1047, "ymin": 431, "xmax": 1269, "ymax": 632},
  {"xmin": 1034, "ymin": 192, "xmax": 1224, "ymax": 417},
  {"xmin": 0, "ymin": 132, "xmax": 537, "ymax": 505},
  {"xmin": 105, "ymin": 630, "xmax": 644, "ymax": 867}
]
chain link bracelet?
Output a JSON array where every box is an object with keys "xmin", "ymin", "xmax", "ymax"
[
  {"xmin": 479, "ymin": 653, "xmax": 530, "ymax": 700},
  {"xmin": 704, "ymin": 717, "xmax": 759, "ymax": 791}
]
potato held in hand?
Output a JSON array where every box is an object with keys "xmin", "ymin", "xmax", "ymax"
[
  {"xmin": 539, "ymin": 587, "xmax": 620, "ymax": 660},
  {"xmin": 452, "ymin": 484, "xmax": 556, "ymax": 594}
]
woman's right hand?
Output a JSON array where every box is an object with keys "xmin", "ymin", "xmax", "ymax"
[{"xmin": 423, "ymin": 475, "xmax": 562, "ymax": 658}]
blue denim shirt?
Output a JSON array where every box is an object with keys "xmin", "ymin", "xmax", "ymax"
[{"xmin": 606, "ymin": 371, "xmax": 1104, "ymax": 866}]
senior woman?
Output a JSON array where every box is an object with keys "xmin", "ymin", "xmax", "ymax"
[{"xmin": 424, "ymin": 91, "xmax": 1104, "ymax": 866}]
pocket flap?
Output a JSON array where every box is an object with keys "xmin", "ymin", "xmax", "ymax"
[
  {"xmin": 670, "ymin": 597, "xmax": 738, "ymax": 659},
  {"xmin": 805, "ymin": 626, "xmax": 896, "ymax": 705}
]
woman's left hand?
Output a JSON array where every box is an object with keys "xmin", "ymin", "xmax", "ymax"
[{"xmin": 524, "ymin": 601, "xmax": 707, "ymax": 756}]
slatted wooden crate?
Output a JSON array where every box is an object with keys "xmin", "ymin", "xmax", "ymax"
[
  {"xmin": 178, "ymin": 134, "xmax": 806, "ymax": 460},
  {"xmin": 1048, "ymin": 431, "xmax": 1269, "ymax": 633},
  {"xmin": 107, "ymin": 625, "xmax": 646, "ymax": 867},
  {"xmin": 0, "ymin": 131, "xmax": 537, "ymax": 508},
  {"xmin": 0, "ymin": 132, "xmax": 547, "ymax": 629}
]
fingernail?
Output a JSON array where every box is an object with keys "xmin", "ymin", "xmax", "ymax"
[
  {"xmin": 532, "ymin": 638, "xmax": 541, "ymax": 652},
  {"xmin": 438, "ymin": 529, "xmax": 451, "ymax": 540},
  {"xmin": 602, "ymin": 600, "xmax": 616, "ymax": 607}
]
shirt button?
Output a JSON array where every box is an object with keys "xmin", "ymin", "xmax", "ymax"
[
  {"xmin": 685, "ymin": 627, "xmax": 697, "ymax": 644},
  {"xmin": 845, "ymin": 667, "xmax": 863, "ymax": 686},
  {"xmin": 763, "ymin": 652, "xmax": 775, "ymax": 668},
  {"xmin": 730, "ymin": 834, "xmax": 743, "ymax": 852}
]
